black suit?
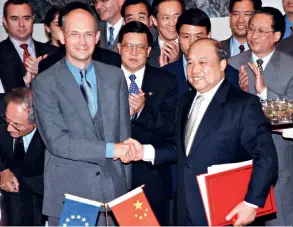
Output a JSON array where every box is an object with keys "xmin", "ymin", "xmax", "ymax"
[
  {"xmin": 39, "ymin": 45, "xmax": 121, "ymax": 73},
  {"xmin": 0, "ymin": 38, "xmax": 58, "ymax": 93},
  {"xmin": 154, "ymin": 80, "xmax": 278, "ymax": 225},
  {"xmin": 131, "ymin": 65, "xmax": 177, "ymax": 225},
  {"xmin": 0, "ymin": 124, "xmax": 45, "ymax": 226},
  {"xmin": 147, "ymin": 39, "xmax": 161, "ymax": 68}
]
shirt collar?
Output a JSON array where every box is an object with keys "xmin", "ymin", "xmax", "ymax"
[
  {"xmin": 65, "ymin": 58, "xmax": 94, "ymax": 75},
  {"xmin": 196, "ymin": 78, "xmax": 225, "ymax": 100},
  {"xmin": 158, "ymin": 36, "xmax": 178, "ymax": 49},
  {"xmin": 121, "ymin": 65, "xmax": 146, "ymax": 79},
  {"xmin": 285, "ymin": 14, "xmax": 293, "ymax": 26},
  {"xmin": 10, "ymin": 36, "xmax": 34, "ymax": 49},
  {"xmin": 107, "ymin": 17, "xmax": 124, "ymax": 31},
  {"xmin": 251, "ymin": 49, "xmax": 275, "ymax": 70},
  {"xmin": 182, "ymin": 55, "xmax": 188, "ymax": 79},
  {"xmin": 231, "ymin": 36, "xmax": 249, "ymax": 51}
]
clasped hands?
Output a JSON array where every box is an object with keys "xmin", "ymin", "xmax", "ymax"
[{"xmin": 113, "ymin": 138, "xmax": 144, "ymax": 163}]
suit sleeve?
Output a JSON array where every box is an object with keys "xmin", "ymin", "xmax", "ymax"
[
  {"xmin": 32, "ymin": 76, "xmax": 107, "ymax": 166},
  {"xmin": 240, "ymin": 95, "xmax": 278, "ymax": 207}
]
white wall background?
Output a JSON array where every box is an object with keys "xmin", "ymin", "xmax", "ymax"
[{"xmin": 0, "ymin": 0, "xmax": 284, "ymax": 42}]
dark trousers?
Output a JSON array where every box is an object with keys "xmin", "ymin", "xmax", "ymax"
[{"xmin": 2, "ymin": 186, "xmax": 45, "ymax": 226}]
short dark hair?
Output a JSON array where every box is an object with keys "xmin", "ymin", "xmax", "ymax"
[
  {"xmin": 229, "ymin": 0, "xmax": 262, "ymax": 13},
  {"xmin": 176, "ymin": 8, "xmax": 211, "ymax": 34},
  {"xmin": 250, "ymin": 7, "xmax": 285, "ymax": 41},
  {"xmin": 121, "ymin": 0, "xmax": 151, "ymax": 18},
  {"xmin": 3, "ymin": 0, "xmax": 33, "ymax": 18},
  {"xmin": 118, "ymin": 21, "xmax": 153, "ymax": 45},
  {"xmin": 44, "ymin": 6, "xmax": 61, "ymax": 26},
  {"xmin": 58, "ymin": 2, "xmax": 98, "ymax": 29},
  {"xmin": 151, "ymin": 0, "xmax": 185, "ymax": 18},
  {"xmin": 5, "ymin": 88, "xmax": 34, "ymax": 123}
]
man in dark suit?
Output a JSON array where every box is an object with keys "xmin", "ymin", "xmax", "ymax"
[
  {"xmin": 0, "ymin": 88, "xmax": 45, "ymax": 225},
  {"xmin": 229, "ymin": 7, "xmax": 293, "ymax": 226},
  {"xmin": 32, "ymin": 7, "xmax": 132, "ymax": 226},
  {"xmin": 163, "ymin": 8, "xmax": 240, "ymax": 97},
  {"xmin": 220, "ymin": 0, "xmax": 262, "ymax": 58},
  {"xmin": 117, "ymin": 21, "xmax": 177, "ymax": 225},
  {"xmin": 125, "ymin": 38, "xmax": 278, "ymax": 226},
  {"xmin": 277, "ymin": 35, "xmax": 293, "ymax": 56},
  {"xmin": 0, "ymin": 0, "xmax": 58, "ymax": 92},
  {"xmin": 147, "ymin": 0, "xmax": 184, "ymax": 68}
]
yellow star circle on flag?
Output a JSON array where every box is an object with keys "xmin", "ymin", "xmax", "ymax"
[{"xmin": 133, "ymin": 200, "xmax": 143, "ymax": 210}]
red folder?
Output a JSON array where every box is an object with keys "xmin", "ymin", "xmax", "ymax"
[{"xmin": 196, "ymin": 162, "xmax": 277, "ymax": 226}]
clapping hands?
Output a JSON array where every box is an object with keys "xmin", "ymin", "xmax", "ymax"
[{"xmin": 113, "ymin": 138, "xmax": 144, "ymax": 163}]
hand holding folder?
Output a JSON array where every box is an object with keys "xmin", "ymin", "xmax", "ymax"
[{"xmin": 197, "ymin": 160, "xmax": 276, "ymax": 226}]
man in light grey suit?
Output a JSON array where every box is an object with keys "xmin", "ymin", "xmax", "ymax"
[
  {"xmin": 93, "ymin": 0, "xmax": 125, "ymax": 52},
  {"xmin": 32, "ymin": 5, "xmax": 133, "ymax": 226},
  {"xmin": 277, "ymin": 35, "xmax": 293, "ymax": 56},
  {"xmin": 229, "ymin": 7, "xmax": 293, "ymax": 226}
]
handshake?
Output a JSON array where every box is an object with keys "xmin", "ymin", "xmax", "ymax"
[{"xmin": 113, "ymin": 138, "xmax": 145, "ymax": 163}]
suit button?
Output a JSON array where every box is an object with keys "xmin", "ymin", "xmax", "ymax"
[{"xmin": 96, "ymin": 171, "xmax": 100, "ymax": 176}]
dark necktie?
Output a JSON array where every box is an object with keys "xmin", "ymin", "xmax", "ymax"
[
  {"xmin": 13, "ymin": 137, "xmax": 25, "ymax": 165},
  {"xmin": 129, "ymin": 74, "xmax": 139, "ymax": 94},
  {"xmin": 108, "ymin": 27, "xmax": 115, "ymax": 49},
  {"xmin": 290, "ymin": 26, "xmax": 293, "ymax": 37},
  {"xmin": 256, "ymin": 59, "xmax": 264, "ymax": 74},
  {"xmin": 80, "ymin": 69, "xmax": 96, "ymax": 117},
  {"xmin": 19, "ymin": 43, "xmax": 30, "ymax": 64},
  {"xmin": 239, "ymin": 45, "xmax": 245, "ymax": 53}
]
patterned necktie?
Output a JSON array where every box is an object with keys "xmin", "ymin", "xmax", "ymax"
[
  {"xmin": 256, "ymin": 59, "xmax": 264, "ymax": 74},
  {"xmin": 19, "ymin": 43, "xmax": 30, "ymax": 63},
  {"xmin": 14, "ymin": 137, "xmax": 25, "ymax": 166},
  {"xmin": 184, "ymin": 95, "xmax": 204, "ymax": 156},
  {"xmin": 108, "ymin": 27, "xmax": 115, "ymax": 49},
  {"xmin": 290, "ymin": 26, "xmax": 293, "ymax": 37},
  {"xmin": 80, "ymin": 69, "xmax": 96, "ymax": 117},
  {"xmin": 129, "ymin": 74, "xmax": 139, "ymax": 94},
  {"xmin": 239, "ymin": 45, "xmax": 245, "ymax": 53}
]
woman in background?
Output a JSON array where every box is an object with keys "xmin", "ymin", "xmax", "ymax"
[{"xmin": 44, "ymin": 6, "xmax": 61, "ymax": 47}]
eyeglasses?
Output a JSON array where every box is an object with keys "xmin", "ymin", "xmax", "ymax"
[
  {"xmin": 0, "ymin": 113, "xmax": 28, "ymax": 131},
  {"xmin": 247, "ymin": 27, "xmax": 274, "ymax": 37},
  {"xmin": 125, "ymin": 14, "xmax": 148, "ymax": 23},
  {"xmin": 92, "ymin": 0, "xmax": 110, "ymax": 5},
  {"xmin": 63, "ymin": 31, "xmax": 96, "ymax": 42},
  {"xmin": 121, "ymin": 43, "xmax": 148, "ymax": 54}
]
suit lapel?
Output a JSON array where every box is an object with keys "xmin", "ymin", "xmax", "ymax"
[
  {"xmin": 99, "ymin": 22, "xmax": 108, "ymax": 49},
  {"xmin": 263, "ymin": 50, "xmax": 280, "ymax": 89},
  {"xmin": 5, "ymin": 38, "xmax": 25, "ymax": 74},
  {"xmin": 23, "ymin": 130, "xmax": 45, "ymax": 164},
  {"xmin": 188, "ymin": 80, "xmax": 230, "ymax": 156},
  {"xmin": 56, "ymin": 58, "xmax": 96, "ymax": 134}
]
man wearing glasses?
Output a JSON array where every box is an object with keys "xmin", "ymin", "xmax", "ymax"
[
  {"xmin": 93, "ymin": 0, "xmax": 125, "ymax": 52},
  {"xmin": 229, "ymin": 7, "xmax": 293, "ymax": 226},
  {"xmin": 118, "ymin": 21, "xmax": 177, "ymax": 225},
  {"xmin": 0, "ymin": 88, "xmax": 45, "ymax": 225}
]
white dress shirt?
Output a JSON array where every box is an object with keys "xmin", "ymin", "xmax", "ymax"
[
  {"xmin": 158, "ymin": 36, "xmax": 178, "ymax": 49},
  {"xmin": 13, "ymin": 128, "xmax": 36, "ymax": 153},
  {"xmin": 0, "ymin": 80, "xmax": 4, "ymax": 93},
  {"xmin": 230, "ymin": 36, "xmax": 249, "ymax": 57},
  {"xmin": 106, "ymin": 17, "xmax": 124, "ymax": 43},
  {"xmin": 9, "ymin": 36, "xmax": 36, "ymax": 62},
  {"xmin": 251, "ymin": 49, "xmax": 275, "ymax": 100},
  {"xmin": 121, "ymin": 65, "xmax": 145, "ymax": 89}
]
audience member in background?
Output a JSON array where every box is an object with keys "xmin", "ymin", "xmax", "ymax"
[
  {"xmin": 221, "ymin": 0, "xmax": 262, "ymax": 58},
  {"xmin": 228, "ymin": 7, "xmax": 293, "ymax": 226},
  {"xmin": 148, "ymin": 0, "xmax": 184, "ymax": 68},
  {"xmin": 282, "ymin": 0, "xmax": 293, "ymax": 39},
  {"xmin": 0, "ymin": 88, "xmax": 46, "ymax": 226},
  {"xmin": 117, "ymin": 21, "xmax": 177, "ymax": 225},
  {"xmin": 0, "ymin": 0, "xmax": 58, "ymax": 92},
  {"xmin": 39, "ymin": 2, "xmax": 121, "ymax": 73},
  {"xmin": 93, "ymin": 0, "xmax": 125, "ymax": 52},
  {"xmin": 163, "ymin": 8, "xmax": 240, "ymax": 97},
  {"xmin": 44, "ymin": 6, "xmax": 61, "ymax": 47}
]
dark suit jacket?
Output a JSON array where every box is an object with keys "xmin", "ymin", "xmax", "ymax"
[
  {"xmin": 221, "ymin": 36, "xmax": 232, "ymax": 58},
  {"xmin": 98, "ymin": 21, "xmax": 119, "ymax": 53},
  {"xmin": 131, "ymin": 65, "xmax": 177, "ymax": 206},
  {"xmin": 0, "ymin": 38, "xmax": 58, "ymax": 93},
  {"xmin": 277, "ymin": 36, "xmax": 293, "ymax": 56},
  {"xmin": 39, "ymin": 45, "xmax": 121, "ymax": 73},
  {"xmin": 162, "ymin": 56, "xmax": 240, "ymax": 97},
  {"xmin": 154, "ymin": 80, "xmax": 278, "ymax": 225},
  {"xmin": 147, "ymin": 39, "xmax": 161, "ymax": 68}
]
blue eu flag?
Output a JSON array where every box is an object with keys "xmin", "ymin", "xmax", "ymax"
[{"xmin": 59, "ymin": 194, "xmax": 102, "ymax": 227}]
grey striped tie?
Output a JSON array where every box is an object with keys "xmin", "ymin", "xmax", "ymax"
[
  {"xmin": 80, "ymin": 69, "xmax": 96, "ymax": 117},
  {"xmin": 184, "ymin": 95, "xmax": 204, "ymax": 155}
]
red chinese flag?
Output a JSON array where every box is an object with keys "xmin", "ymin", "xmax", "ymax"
[{"xmin": 108, "ymin": 187, "xmax": 160, "ymax": 226}]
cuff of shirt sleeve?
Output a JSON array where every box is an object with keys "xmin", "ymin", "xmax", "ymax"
[
  {"xmin": 106, "ymin": 143, "xmax": 114, "ymax": 158},
  {"xmin": 244, "ymin": 201, "xmax": 258, "ymax": 208},
  {"xmin": 256, "ymin": 87, "xmax": 267, "ymax": 100},
  {"xmin": 282, "ymin": 128, "xmax": 293, "ymax": 139},
  {"xmin": 142, "ymin": 144, "xmax": 155, "ymax": 165}
]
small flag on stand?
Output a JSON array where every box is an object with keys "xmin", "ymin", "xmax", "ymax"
[
  {"xmin": 108, "ymin": 186, "xmax": 160, "ymax": 226},
  {"xmin": 58, "ymin": 194, "xmax": 102, "ymax": 227}
]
